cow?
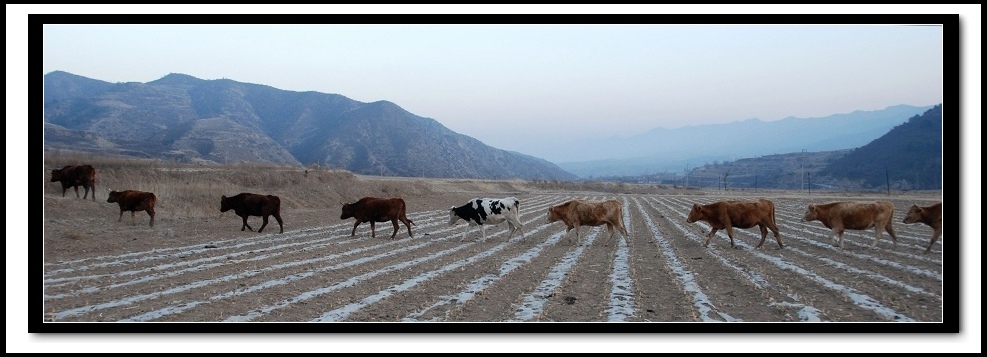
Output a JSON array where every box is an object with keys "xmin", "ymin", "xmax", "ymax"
[
  {"xmin": 106, "ymin": 190, "xmax": 156, "ymax": 227},
  {"xmin": 220, "ymin": 193, "xmax": 284, "ymax": 234},
  {"xmin": 50, "ymin": 165, "xmax": 97, "ymax": 201},
  {"xmin": 902, "ymin": 202, "xmax": 943, "ymax": 254},
  {"xmin": 340, "ymin": 197, "xmax": 415, "ymax": 239},
  {"xmin": 449, "ymin": 197, "xmax": 524, "ymax": 242},
  {"xmin": 801, "ymin": 201, "xmax": 897, "ymax": 250},
  {"xmin": 546, "ymin": 199, "xmax": 628, "ymax": 245},
  {"xmin": 686, "ymin": 199, "xmax": 783, "ymax": 249}
]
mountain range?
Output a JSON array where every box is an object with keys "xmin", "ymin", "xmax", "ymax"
[
  {"xmin": 43, "ymin": 71, "xmax": 939, "ymax": 185},
  {"xmin": 556, "ymin": 104, "xmax": 936, "ymax": 177},
  {"xmin": 43, "ymin": 71, "xmax": 577, "ymax": 180}
]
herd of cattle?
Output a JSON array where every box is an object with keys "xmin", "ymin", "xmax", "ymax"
[{"xmin": 49, "ymin": 164, "xmax": 944, "ymax": 254}]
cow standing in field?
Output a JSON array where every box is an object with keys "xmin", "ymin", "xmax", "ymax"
[
  {"xmin": 902, "ymin": 202, "xmax": 943, "ymax": 254},
  {"xmin": 107, "ymin": 190, "xmax": 156, "ymax": 227},
  {"xmin": 50, "ymin": 165, "xmax": 97, "ymax": 201},
  {"xmin": 686, "ymin": 199, "xmax": 783, "ymax": 249},
  {"xmin": 801, "ymin": 201, "xmax": 897, "ymax": 250},
  {"xmin": 546, "ymin": 199, "xmax": 628, "ymax": 245},
  {"xmin": 449, "ymin": 197, "xmax": 524, "ymax": 242},
  {"xmin": 340, "ymin": 197, "xmax": 415, "ymax": 239},
  {"xmin": 220, "ymin": 193, "xmax": 284, "ymax": 234}
]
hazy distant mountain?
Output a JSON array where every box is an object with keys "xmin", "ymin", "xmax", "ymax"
[
  {"xmin": 557, "ymin": 104, "xmax": 936, "ymax": 178},
  {"xmin": 42, "ymin": 71, "xmax": 577, "ymax": 180},
  {"xmin": 817, "ymin": 104, "xmax": 943, "ymax": 190},
  {"xmin": 668, "ymin": 105, "xmax": 943, "ymax": 191}
]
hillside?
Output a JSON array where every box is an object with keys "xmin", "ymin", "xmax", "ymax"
[
  {"xmin": 42, "ymin": 71, "xmax": 577, "ymax": 181},
  {"xmin": 818, "ymin": 104, "xmax": 943, "ymax": 190},
  {"xmin": 556, "ymin": 104, "xmax": 935, "ymax": 177}
]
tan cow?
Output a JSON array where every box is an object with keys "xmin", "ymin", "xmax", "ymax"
[
  {"xmin": 686, "ymin": 199, "xmax": 783, "ymax": 249},
  {"xmin": 546, "ymin": 199, "xmax": 628, "ymax": 245},
  {"xmin": 902, "ymin": 202, "xmax": 942, "ymax": 254},
  {"xmin": 801, "ymin": 201, "xmax": 897, "ymax": 250}
]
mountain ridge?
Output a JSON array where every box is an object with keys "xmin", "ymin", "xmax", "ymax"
[{"xmin": 43, "ymin": 71, "xmax": 578, "ymax": 180}]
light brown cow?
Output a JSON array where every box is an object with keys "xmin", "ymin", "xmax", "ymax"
[
  {"xmin": 902, "ymin": 202, "xmax": 942, "ymax": 254},
  {"xmin": 546, "ymin": 199, "xmax": 628, "ymax": 245},
  {"xmin": 686, "ymin": 199, "xmax": 783, "ymax": 249},
  {"xmin": 107, "ymin": 190, "xmax": 156, "ymax": 227},
  {"xmin": 802, "ymin": 201, "xmax": 897, "ymax": 250}
]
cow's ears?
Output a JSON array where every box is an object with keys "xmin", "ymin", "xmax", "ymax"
[{"xmin": 221, "ymin": 195, "xmax": 226, "ymax": 199}]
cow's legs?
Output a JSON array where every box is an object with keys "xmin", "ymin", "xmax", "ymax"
[
  {"xmin": 769, "ymin": 224, "xmax": 784, "ymax": 249},
  {"xmin": 258, "ymin": 215, "xmax": 270, "ymax": 233},
  {"xmin": 390, "ymin": 219, "xmax": 400, "ymax": 240},
  {"xmin": 74, "ymin": 186, "xmax": 81, "ymax": 198},
  {"xmin": 703, "ymin": 228, "xmax": 719, "ymax": 247},
  {"xmin": 351, "ymin": 221, "xmax": 361, "ymax": 237},
  {"xmin": 131, "ymin": 211, "xmax": 137, "ymax": 225},
  {"xmin": 604, "ymin": 223, "xmax": 618, "ymax": 245},
  {"xmin": 925, "ymin": 230, "xmax": 942, "ymax": 254},
  {"xmin": 242, "ymin": 216, "xmax": 254, "ymax": 231},
  {"xmin": 369, "ymin": 221, "xmax": 376, "ymax": 238},
  {"xmin": 725, "ymin": 226, "xmax": 738, "ymax": 248},
  {"xmin": 273, "ymin": 213, "xmax": 284, "ymax": 234},
  {"xmin": 756, "ymin": 225, "xmax": 769, "ymax": 248},
  {"xmin": 148, "ymin": 208, "xmax": 155, "ymax": 227},
  {"xmin": 118, "ymin": 209, "xmax": 124, "ymax": 222},
  {"xmin": 401, "ymin": 217, "xmax": 414, "ymax": 238},
  {"xmin": 885, "ymin": 221, "xmax": 898, "ymax": 247},
  {"xmin": 460, "ymin": 224, "xmax": 470, "ymax": 242}
]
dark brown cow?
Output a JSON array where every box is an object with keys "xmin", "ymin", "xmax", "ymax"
[
  {"xmin": 106, "ymin": 190, "xmax": 156, "ymax": 227},
  {"xmin": 341, "ymin": 197, "xmax": 415, "ymax": 239},
  {"xmin": 802, "ymin": 201, "xmax": 897, "ymax": 250},
  {"xmin": 51, "ymin": 165, "xmax": 97, "ymax": 201},
  {"xmin": 220, "ymin": 193, "xmax": 284, "ymax": 234},
  {"xmin": 902, "ymin": 202, "xmax": 943, "ymax": 254},
  {"xmin": 687, "ymin": 199, "xmax": 783, "ymax": 249},
  {"xmin": 546, "ymin": 199, "xmax": 628, "ymax": 245}
]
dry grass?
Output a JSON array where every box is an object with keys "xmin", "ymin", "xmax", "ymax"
[{"xmin": 45, "ymin": 150, "xmax": 674, "ymax": 222}]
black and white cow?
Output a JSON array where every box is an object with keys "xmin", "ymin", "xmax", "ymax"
[{"xmin": 448, "ymin": 197, "xmax": 524, "ymax": 241}]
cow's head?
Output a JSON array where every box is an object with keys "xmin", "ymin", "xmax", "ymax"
[
  {"xmin": 801, "ymin": 204, "xmax": 819, "ymax": 222},
  {"xmin": 545, "ymin": 205, "xmax": 563, "ymax": 224},
  {"xmin": 686, "ymin": 204, "xmax": 705, "ymax": 223},
  {"xmin": 902, "ymin": 204, "xmax": 923, "ymax": 224},
  {"xmin": 220, "ymin": 195, "xmax": 232, "ymax": 213},
  {"xmin": 340, "ymin": 203, "xmax": 355, "ymax": 220},
  {"xmin": 50, "ymin": 168, "xmax": 63, "ymax": 182},
  {"xmin": 448, "ymin": 206, "xmax": 463, "ymax": 226},
  {"xmin": 106, "ymin": 190, "xmax": 121, "ymax": 203}
]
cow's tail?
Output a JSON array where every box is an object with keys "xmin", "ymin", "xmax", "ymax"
[{"xmin": 769, "ymin": 200, "xmax": 778, "ymax": 226}]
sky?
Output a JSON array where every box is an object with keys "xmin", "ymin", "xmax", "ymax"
[
  {"xmin": 36, "ymin": 9, "xmax": 945, "ymax": 161},
  {"xmin": 14, "ymin": 3, "xmax": 981, "ymax": 354}
]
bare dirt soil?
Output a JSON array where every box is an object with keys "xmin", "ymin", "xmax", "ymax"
[{"xmin": 41, "ymin": 173, "xmax": 945, "ymax": 329}]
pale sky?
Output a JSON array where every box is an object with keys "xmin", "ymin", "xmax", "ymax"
[
  {"xmin": 36, "ymin": 8, "xmax": 945, "ymax": 160},
  {"xmin": 14, "ymin": 3, "xmax": 981, "ymax": 354}
]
